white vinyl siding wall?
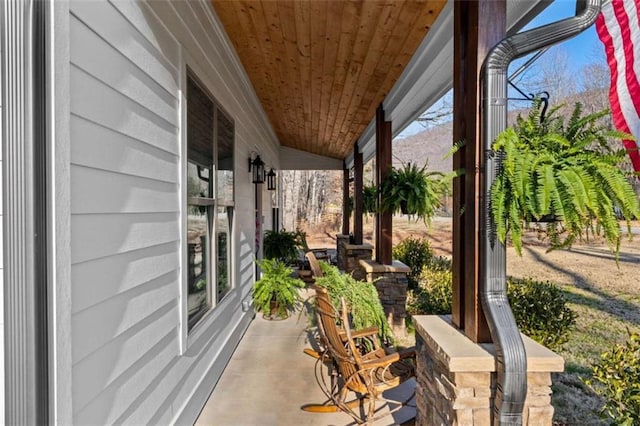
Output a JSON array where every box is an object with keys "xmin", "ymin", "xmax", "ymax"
[{"xmin": 66, "ymin": 0, "xmax": 278, "ymax": 424}]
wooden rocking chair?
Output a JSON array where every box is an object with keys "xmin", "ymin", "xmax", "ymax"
[{"xmin": 302, "ymin": 286, "xmax": 416, "ymax": 424}]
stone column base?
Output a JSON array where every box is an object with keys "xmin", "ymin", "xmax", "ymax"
[
  {"xmin": 413, "ymin": 315, "xmax": 564, "ymax": 426},
  {"xmin": 343, "ymin": 243, "xmax": 373, "ymax": 280},
  {"xmin": 336, "ymin": 234, "xmax": 350, "ymax": 271},
  {"xmin": 360, "ymin": 259, "xmax": 410, "ymax": 337}
]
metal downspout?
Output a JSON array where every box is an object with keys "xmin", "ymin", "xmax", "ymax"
[{"xmin": 481, "ymin": 1, "xmax": 602, "ymax": 424}]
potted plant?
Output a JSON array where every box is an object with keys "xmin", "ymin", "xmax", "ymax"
[
  {"xmin": 253, "ymin": 258, "xmax": 305, "ymax": 320},
  {"xmin": 263, "ymin": 229, "xmax": 301, "ymax": 265},
  {"xmin": 379, "ymin": 161, "xmax": 447, "ymax": 223},
  {"xmin": 363, "ymin": 184, "xmax": 378, "ymax": 215},
  {"xmin": 491, "ymin": 99, "xmax": 640, "ymax": 256}
]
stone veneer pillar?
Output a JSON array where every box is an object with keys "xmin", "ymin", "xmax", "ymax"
[
  {"xmin": 413, "ymin": 315, "xmax": 564, "ymax": 426},
  {"xmin": 336, "ymin": 234, "xmax": 350, "ymax": 271},
  {"xmin": 360, "ymin": 259, "xmax": 410, "ymax": 337},
  {"xmin": 341, "ymin": 243, "xmax": 373, "ymax": 280}
]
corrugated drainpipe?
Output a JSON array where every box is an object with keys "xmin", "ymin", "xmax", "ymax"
[{"xmin": 481, "ymin": 0, "xmax": 602, "ymax": 424}]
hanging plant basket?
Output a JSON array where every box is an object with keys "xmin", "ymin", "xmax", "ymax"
[
  {"xmin": 379, "ymin": 161, "xmax": 448, "ymax": 223},
  {"xmin": 491, "ymin": 99, "xmax": 640, "ymax": 256}
]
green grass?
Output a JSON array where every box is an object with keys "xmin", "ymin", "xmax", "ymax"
[{"xmin": 548, "ymin": 285, "xmax": 640, "ymax": 424}]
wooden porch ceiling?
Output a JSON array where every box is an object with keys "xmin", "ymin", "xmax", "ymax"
[{"xmin": 211, "ymin": 0, "xmax": 447, "ymax": 160}]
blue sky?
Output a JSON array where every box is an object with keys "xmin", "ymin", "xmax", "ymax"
[{"xmin": 398, "ymin": 0, "xmax": 606, "ymax": 138}]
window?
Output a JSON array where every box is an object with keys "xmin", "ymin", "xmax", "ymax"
[{"xmin": 186, "ymin": 72, "xmax": 234, "ymax": 331}]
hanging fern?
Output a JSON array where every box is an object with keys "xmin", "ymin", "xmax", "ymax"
[
  {"xmin": 379, "ymin": 161, "xmax": 448, "ymax": 224},
  {"xmin": 491, "ymin": 99, "xmax": 640, "ymax": 257},
  {"xmin": 362, "ymin": 184, "xmax": 379, "ymax": 215}
]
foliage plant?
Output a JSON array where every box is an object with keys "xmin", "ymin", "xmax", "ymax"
[
  {"xmin": 406, "ymin": 267, "xmax": 453, "ymax": 316},
  {"xmin": 491, "ymin": 99, "xmax": 640, "ymax": 256},
  {"xmin": 379, "ymin": 161, "xmax": 447, "ymax": 223},
  {"xmin": 363, "ymin": 184, "xmax": 379, "ymax": 215},
  {"xmin": 314, "ymin": 262, "xmax": 392, "ymax": 342},
  {"xmin": 393, "ymin": 237, "xmax": 443, "ymax": 290},
  {"xmin": 507, "ymin": 277, "xmax": 576, "ymax": 351},
  {"xmin": 263, "ymin": 229, "xmax": 301, "ymax": 265},
  {"xmin": 585, "ymin": 331, "xmax": 640, "ymax": 425},
  {"xmin": 407, "ymin": 267, "xmax": 576, "ymax": 351},
  {"xmin": 253, "ymin": 259, "xmax": 305, "ymax": 319}
]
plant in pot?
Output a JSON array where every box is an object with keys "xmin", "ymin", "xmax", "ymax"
[
  {"xmin": 362, "ymin": 184, "xmax": 378, "ymax": 215},
  {"xmin": 263, "ymin": 229, "xmax": 301, "ymax": 265},
  {"xmin": 379, "ymin": 161, "xmax": 447, "ymax": 223},
  {"xmin": 491, "ymin": 99, "xmax": 640, "ymax": 256},
  {"xmin": 253, "ymin": 258, "xmax": 305, "ymax": 320}
]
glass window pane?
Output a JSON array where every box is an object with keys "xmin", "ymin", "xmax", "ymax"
[
  {"xmin": 187, "ymin": 206, "xmax": 211, "ymax": 329},
  {"xmin": 216, "ymin": 206, "xmax": 232, "ymax": 303},
  {"xmin": 187, "ymin": 76, "xmax": 214, "ymax": 198},
  {"xmin": 187, "ymin": 162, "xmax": 211, "ymax": 199},
  {"xmin": 217, "ymin": 110, "xmax": 234, "ymax": 204}
]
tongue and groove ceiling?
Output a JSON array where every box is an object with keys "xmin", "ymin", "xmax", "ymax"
[{"xmin": 211, "ymin": 0, "xmax": 448, "ymax": 160}]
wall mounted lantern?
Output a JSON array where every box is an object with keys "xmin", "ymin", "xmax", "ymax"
[
  {"xmin": 248, "ymin": 153, "xmax": 265, "ymax": 184},
  {"xmin": 266, "ymin": 168, "xmax": 276, "ymax": 191}
]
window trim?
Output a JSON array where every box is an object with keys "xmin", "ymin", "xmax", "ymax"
[{"xmin": 179, "ymin": 54, "xmax": 236, "ymax": 353}]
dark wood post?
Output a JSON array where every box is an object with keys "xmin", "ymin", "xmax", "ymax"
[
  {"xmin": 452, "ymin": 0, "xmax": 505, "ymax": 343},
  {"xmin": 375, "ymin": 105, "xmax": 393, "ymax": 265},
  {"xmin": 342, "ymin": 161, "xmax": 350, "ymax": 236},
  {"xmin": 353, "ymin": 144, "xmax": 364, "ymax": 245}
]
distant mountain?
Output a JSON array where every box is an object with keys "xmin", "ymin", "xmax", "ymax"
[{"xmin": 392, "ymin": 122, "xmax": 453, "ymax": 173}]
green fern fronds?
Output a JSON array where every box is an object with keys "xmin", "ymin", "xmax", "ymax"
[{"xmin": 490, "ymin": 99, "xmax": 640, "ymax": 258}]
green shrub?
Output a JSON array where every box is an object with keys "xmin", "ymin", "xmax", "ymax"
[
  {"xmin": 507, "ymin": 277, "xmax": 576, "ymax": 351},
  {"xmin": 585, "ymin": 331, "xmax": 640, "ymax": 425},
  {"xmin": 585, "ymin": 333, "xmax": 640, "ymax": 426},
  {"xmin": 407, "ymin": 273, "xmax": 576, "ymax": 351},
  {"xmin": 406, "ymin": 267, "xmax": 452, "ymax": 315},
  {"xmin": 315, "ymin": 262, "xmax": 392, "ymax": 342},
  {"xmin": 393, "ymin": 237, "xmax": 451, "ymax": 289}
]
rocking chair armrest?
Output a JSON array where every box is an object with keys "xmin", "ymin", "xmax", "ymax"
[
  {"xmin": 340, "ymin": 326, "xmax": 379, "ymax": 340},
  {"xmin": 358, "ymin": 351, "xmax": 402, "ymax": 370}
]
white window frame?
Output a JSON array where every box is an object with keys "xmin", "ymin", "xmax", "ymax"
[{"xmin": 179, "ymin": 52, "xmax": 236, "ymax": 352}]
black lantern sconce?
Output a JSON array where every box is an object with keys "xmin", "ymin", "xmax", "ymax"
[
  {"xmin": 266, "ymin": 168, "xmax": 276, "ymax": 191},
  {"xmin": 248, "ymin": 153, "xmax": 265, "ymax": 184}
]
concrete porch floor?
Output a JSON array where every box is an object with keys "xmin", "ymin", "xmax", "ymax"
[{"xmin": 195, "ymin": 300, "xmax": 416, "ymax": 426}]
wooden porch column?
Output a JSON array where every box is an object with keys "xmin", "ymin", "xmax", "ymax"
[
  {"xmin": 342, "ymin": 161, "xmax": 350, "ymax": 236},
  {"xmin": 353, "ymin": 144, "xmax": 364, "ymax": 245},
  {"xmin": 452, "ymin": 0, "xmax": 505, "ymax": 343},
  {"xmin": 375, "ymin": 105, "xmax": 393, "ymax": 265}
]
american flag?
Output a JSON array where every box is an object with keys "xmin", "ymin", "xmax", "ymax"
[{"xmin": 596, "ymin": 0, "xmax": 640, "ymax": 172}]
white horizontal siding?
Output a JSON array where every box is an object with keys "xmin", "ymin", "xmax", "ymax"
[
  {"xmin": 71, "ymin": 166, "xmax": 178, "ymax": 214},
  {"xmin": 73, "ymin": 306, "xmax": 179, "ymax": 423},
  {"xmin": 71, "ymin": 116, "xmax": 179, "ymax": 183},
  {"xmin": 70, "ymin": 14, "xmax": 178, "ymax": 127},
  {"xmin": 70, "ymin": 0, "xmax": 179, "ymax": 95},
  {"xmin": 69, "ymin": 1, "xmax": 183, "ymax": 422},
  {"xmin": 66, "ymin": 0, "xmax": 276, "ymax": 424},
  {"xmin": 70, "ymin": 213, "xmax": 179, "ymax": 264},
  {"xmin": 72, "ymin": 242, "xmax": 180, "ymax": 314},
  {"xmin": 70, "ymin": 65, "xmax": 178, "ymax": 155},
  {"xmin": 72, "ymin": 271, "xmax": 178, "ymax": 363}
]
